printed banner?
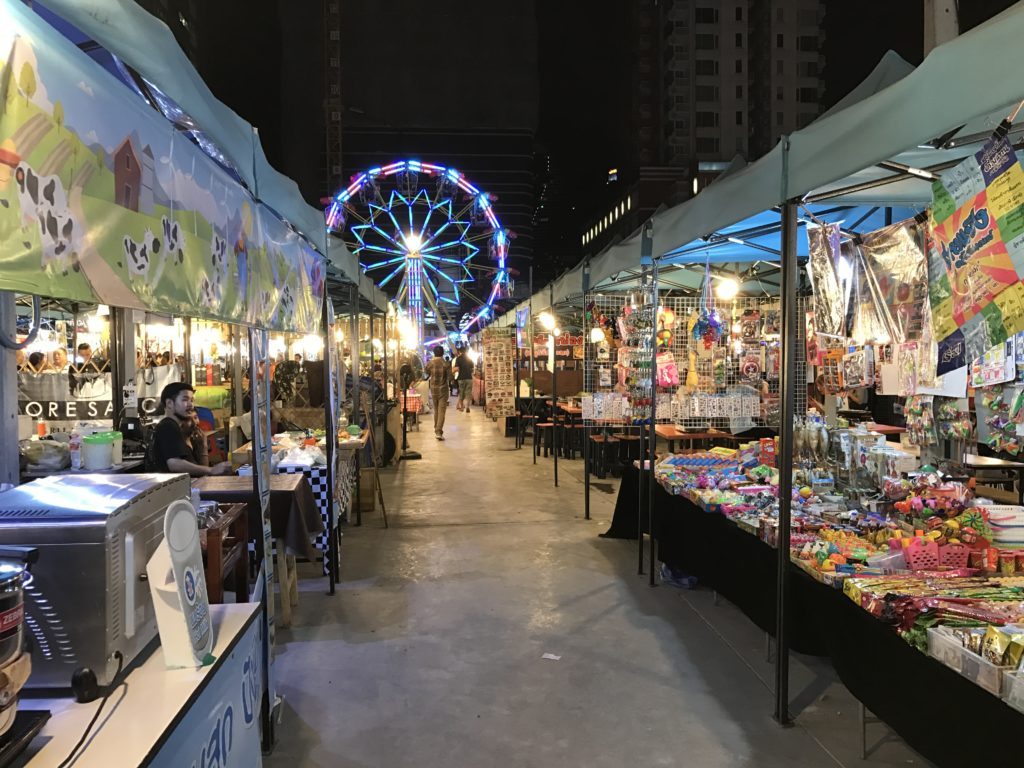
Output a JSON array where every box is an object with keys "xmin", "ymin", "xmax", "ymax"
[
  {"xmin": 482, "ymin": 326, "xmax": 516, "ymax": 418},
  {"xmin": 928, "ymin": 136, "xmax": 1024, "ymax": 361},
  {"xmin": 0, "ymin": 5, "xmax": 322, "ymax": 333}
]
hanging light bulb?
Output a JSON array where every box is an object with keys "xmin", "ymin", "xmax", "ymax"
[
  {"xmin": 715, "ymin": 278, "xmax": 740, "ymax": 301},
  {"xmin": 590, "ymin": 326, "xmax": 606, "ymax": 343}
]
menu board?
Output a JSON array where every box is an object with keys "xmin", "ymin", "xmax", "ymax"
[{"xmin": 483, "ymin": 326, "xmax": 516, "ymax": 418}]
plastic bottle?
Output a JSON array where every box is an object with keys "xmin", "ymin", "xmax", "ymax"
[
  {"xmin": 69, "ymin": 429, "xmax": 82, "ymax": 470},
  {"xmin": 36, "ymin": 418, "xmax": 46, "ymax": 438}
]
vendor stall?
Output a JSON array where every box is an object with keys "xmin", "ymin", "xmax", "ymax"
[
  {"xmin": 488, "ymin": 3, "xmax": 1024, "ymax": 754},
  {"xmin": 0, "ymin": 0, "xmax": 380, "ymax": 760}
]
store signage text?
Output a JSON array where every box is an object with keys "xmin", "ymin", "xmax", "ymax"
[
  {"xmin": 240, "ymin": 629, "xmax": 261, "ymax": 729},
  {"xmin": 189, "ymin": 704, "xmax": 234, "ymax": 768},
  {"xmin": 18, "ymin": 398, "xmax": 159, "ymax": 418},
  {"xmin": 939, "ymin": 207, "xmax": 993, "ymax": 271}
]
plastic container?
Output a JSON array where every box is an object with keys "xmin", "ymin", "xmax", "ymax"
[
  {"xmin": 961, "ymin": 649, "xmax": 1011, "ymax": 696},
  {"xmin": 926, "ymin": 627, "xmax": 963, "ymax": 672},
  {"xmin": 101, "ymin": 431, "xmax": 123, "ymax": 465},
  {"xmin": 866, "ymin": 550, "xmax": 908, "ymax": 574},
  {"xmin": 1003, "ymin": 670, "xmax": 1024, "ymax": 714},
  {"xmin": 927, "ymin": 627, "xmax": 1012, "ymax": 695},
  {"xmin": 81, "ymin": 433, "xmax": 114, "ymax": 470}
]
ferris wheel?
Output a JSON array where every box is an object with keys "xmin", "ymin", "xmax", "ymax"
[{"xmin": 325, "ymin": 160, "xmax": 511, "ymax": 347}]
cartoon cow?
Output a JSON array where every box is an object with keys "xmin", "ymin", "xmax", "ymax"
[
  {"xmin": 13, "ymin": 162, "xmax": 79, "ymax": 274},
  {"xmin": 198, "ymin": 275, "xmax": 218, "ymax": 309},
  {"xmin": 203, "ymin": 234, "xmax": 229, "ymax": 304},
  {"xmin": 276, "ymin": 283, "xmax": 296, "ymax": 325},
  {"xmin": 161, "ymin": 216, "xmax": 184, "ymax": 266},
  {"xmin": 123, "ymin": 229, "xmax": 162, "ymax": 282}
]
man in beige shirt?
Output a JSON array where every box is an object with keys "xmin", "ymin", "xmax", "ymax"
[{"xmin": 424, "ymin": 345, "xmax": 452, "ymax": 440}]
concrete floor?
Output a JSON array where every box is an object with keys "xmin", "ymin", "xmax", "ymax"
[{"xmin": 266, "ymin": 403, "xmax": 930, "ymax": 768}]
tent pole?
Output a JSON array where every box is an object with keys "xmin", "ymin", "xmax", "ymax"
[
  {"xmin": 322, "ymin": 295, "xmax": 337, "ymax": 594},
  {"xmin": 648, "ymin": 254, "xmax": 658, "ymax": 587},
  {"xmin": 551, "ymin": 285, "xmax": 558, "ymax": 488},
  {"xmin": 774, "ymin": 199, "xmax": 798, "ymax": 727},
  {"xmin": 583, "ymin": 261, "xmax": 591, "ymax": 520}
]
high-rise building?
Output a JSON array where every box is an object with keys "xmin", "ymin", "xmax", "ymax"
[
  {"xmin": 339, "ymin": 1, "xmax": 538, "ymax": 313},
  {"xmin": 322, "ymin": 1, "xmax": 344, "ymax": 202},
  {"xmin": 580, "ymin": 0, "xmax": 825, "ymax": 255},
  {"xmin": 747, "ymin": 0, "xmax": 826, "ymax": 158}
]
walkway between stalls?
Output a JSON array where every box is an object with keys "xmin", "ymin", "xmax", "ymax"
[{"xmin": 265, "ymin": 405, "xmax": 929, "ymax": 768}]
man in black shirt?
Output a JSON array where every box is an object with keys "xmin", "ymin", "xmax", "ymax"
[
  {"xmin": 454, "ymin": 346, "xmax": 475, "ymax": 412},
  {"xmin": 148, "ymin": 382, "xmax": 232, "ymax": 476}
]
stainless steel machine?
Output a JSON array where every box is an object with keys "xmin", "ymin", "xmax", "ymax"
[{"xmin": 0, "ymin": 474, "xmax": 190, "ymax": 688}]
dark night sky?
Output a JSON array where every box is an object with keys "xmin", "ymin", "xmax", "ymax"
[{"xmin": 193, "ymin": 0, "xmax": 1020, "ymax": 289}]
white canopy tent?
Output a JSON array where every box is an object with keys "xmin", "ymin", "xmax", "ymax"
[
  {"xmin": 502, "ymin": 2, "xmax": 1024, "ymax": 314},
  {"xmin": 38, "ymin": 0, "xmax": 378, "ymax": 306}
]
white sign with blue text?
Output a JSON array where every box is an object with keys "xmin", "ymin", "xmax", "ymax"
[{"xmin": 149, "ymin": 612, "xmax": 264, "ymax": 767}]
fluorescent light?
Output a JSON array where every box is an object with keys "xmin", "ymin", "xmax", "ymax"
[{"xmin": 715, "ymin": 278, "xmax": 739, "ymax": 300}]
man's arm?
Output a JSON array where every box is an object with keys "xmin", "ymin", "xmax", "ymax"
[{"xmin": 166, "ymin": 457, "xmax": 226, "ymax": 476}]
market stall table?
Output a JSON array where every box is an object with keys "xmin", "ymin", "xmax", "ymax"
[
  {"xmin": 192, "ymin": 474, "xmax": 323, "ymax": 627},
  {"xmin": 865, "ymin": 422, "xmax": 907, "ymax": 437},
  {"xmin": 21, "ymin": 603, "xmax": 263, "ymax": 767},
  {"xmin": 19, "ymin": 458, "xmax": 144, "ymax": 480},
  {"xmin": 653, "ymin": 425, "xmax": 740, "ymax": 454},
  {"xmin": 961, "ymin": 453, "xmax": 1024, "ymax": 505},
  {"xmin": 604, "ymin": 466, "xmax": 1024, "ymax": 767}
]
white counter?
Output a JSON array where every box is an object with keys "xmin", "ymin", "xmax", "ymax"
[{"xmin": 19, "ymin": 602, "xmax": 263, "ymax": 767}]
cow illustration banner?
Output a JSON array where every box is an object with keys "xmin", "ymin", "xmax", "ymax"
[
  {"xmin": 928, "ymin": 136, "xmax": 1024, "ymax": 362},
  {"xmin": 0, "ymin": 3, "xmax": 323, "ymax": 333}
]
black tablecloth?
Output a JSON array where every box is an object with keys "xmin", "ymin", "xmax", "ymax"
[{"xmin": 604, "ymin": 466, "xmax": 1024, "ymax": 767}]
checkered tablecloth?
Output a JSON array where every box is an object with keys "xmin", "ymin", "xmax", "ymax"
[{"xmin": 277, "ymin": 455, "xmax": 357, "ymax": 574}]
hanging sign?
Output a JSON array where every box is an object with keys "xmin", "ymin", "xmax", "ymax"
[
  {"xmin": 928, "ymin": 136, "xmax": 1024, "ymax": 362},
  {"xmin": 482, "ymin": 326, "xmax": 516, "ymax": 418}
]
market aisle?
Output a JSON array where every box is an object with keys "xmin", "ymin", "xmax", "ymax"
[{"xmin": 265, "ymin": 405, "xmax": 926, "ymax": 768}]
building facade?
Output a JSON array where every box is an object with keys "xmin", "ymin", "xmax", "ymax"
[{"xmin": 581, "ymin": 0, "xmax": 825, "ymax": 254}]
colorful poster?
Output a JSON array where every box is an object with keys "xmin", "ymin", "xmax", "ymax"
[
  {"xmin": 928, "ymin": 137, "xmax": 1024, "ymax": 361},
  {"xmin": 0, "ymin": 5, "xmax": 323, "ymax": 333}
]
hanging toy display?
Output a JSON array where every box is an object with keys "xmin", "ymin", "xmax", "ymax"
[
  {"xmin": 692, "ymin": 260, "xmax": 724, "ymax": 349},
  {"xmin": 656, "ymin": 306, "xmax": 676, "ymax": 348}
]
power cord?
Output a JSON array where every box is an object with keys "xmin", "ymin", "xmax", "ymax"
[{"xmin": 57, "ymin": 651, "xmax": 125, "ymax": 768}]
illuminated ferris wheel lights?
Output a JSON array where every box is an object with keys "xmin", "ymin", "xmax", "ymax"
[{"xmin": 403, "ymin": 232, "xmax": 423, "ymax": 253}]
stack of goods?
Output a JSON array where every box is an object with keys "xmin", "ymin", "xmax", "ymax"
[{"xmin": 843, "ymin": 572, "xmax": 1024, "ymax": 702}]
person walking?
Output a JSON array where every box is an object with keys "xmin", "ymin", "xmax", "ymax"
[
  {"xmin": 454, "ymin": 346, "xmax": 475, "ymax": 412},
  {"xmin": 425, "ymin": 345, "xmax": 451, "ymax": 440}
]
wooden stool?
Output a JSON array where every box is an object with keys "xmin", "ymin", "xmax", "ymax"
[
  {"xmin": 519, "ymin": 414, "xmax": 538, "ymax": 445},
  {"xmin": 613, "ymin": 433, "xmax": 642, "ymax": 467},
  {"xmin": 534, "ymin": 422, "xmax": 555, "ymax": 458},
  {"xmin": 564, "ymin": 424, "xmax": 586, "ymax": 459},
  {"xmin": 589, "ymin": 435, "xmax": 619, "ymax": 478}
]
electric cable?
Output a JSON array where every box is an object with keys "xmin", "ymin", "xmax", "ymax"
[{"xmin": 57, "ymin": 651, "xmax": 125, "ymax": 768}]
